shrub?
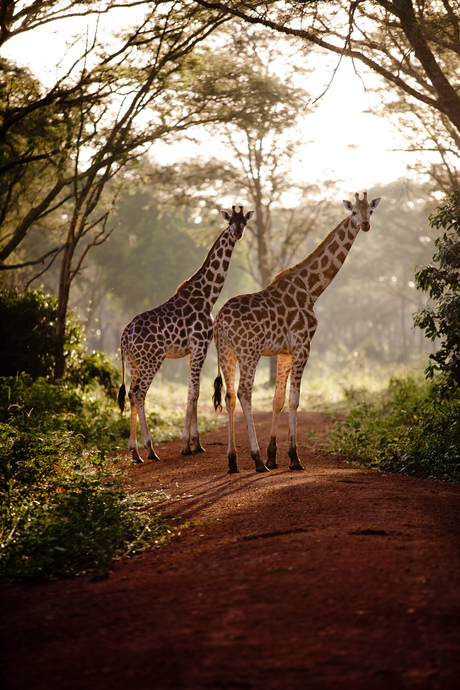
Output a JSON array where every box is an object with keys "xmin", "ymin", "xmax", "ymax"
[
  {"xmin": 0, "ymin": 288, "xmax": 120, "ymax": 394},
  {"xmin": 414, "ymin": 190, "xmax": 460, "ymax": 392},
  {"xmin": 329, "ymin": 377, "xmax": 460, "ymax": 483},
  {"xmin": 0, "ymin": 288, "xmax": 84, "ymax": 379},
  {"xmin": 0, "ymin": 375, "xmax": 173, "ymax": 582}
]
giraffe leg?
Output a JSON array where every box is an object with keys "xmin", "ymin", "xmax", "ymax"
[
  {"xmin": 266, "ymin": 353, "xmax": 292, "ymax": 469},
  {"xmin": 128, "ymin": 401, "xmax": 143, "ymax": 463},
  {"xmin": 220, "ymin": 345, "xmax": 238, "ymax": 473},
  {"xmin": 181, "ymin": 347, "xmax": 207, "ymax": 455},
  {"xmin": 125, "ymin": 357, "xmax": 144, "ymax": 463},
  {"xmin": 238, "ymin": 359, "xmax": 268, "ymax": 473},
  {"xmin": 287, "ymin": 355, "xmax": 309, "ymax": 470},
  {"xmin": 128, "ymin": 356, "xmax": 164, "ymax": 463}
]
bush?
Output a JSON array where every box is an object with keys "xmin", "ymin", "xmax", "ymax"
[
  {"xmin": 0, "ymin": 288, "xmax": 120, "ymax": 394},
  {"xmin": 329, "ymin": 377, "xmax": 460, "ymax": 483},
  {"xmin": 0, "ymin": 376, "xmax": 173, "ymax": 582},
  {"xmin": 0, "ymin": 289, "xmax": 79, "ymax": 378},
  {"xmin": 414, "ymin": 191, "xmax": 460, "ymax": 392}
]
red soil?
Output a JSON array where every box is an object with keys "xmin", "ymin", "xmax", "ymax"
[{"xmin": 1, "ymin": 410, "xmax": 460, "ymax": 689}]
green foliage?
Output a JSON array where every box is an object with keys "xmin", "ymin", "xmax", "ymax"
[
  {"xmin": 329, "ymin": 377, "xmax": 460, "ymax": 483},
  {"xmin": 0, "ymin": 375, "xmax": 174, "ymax": 582},
  {"xmin": 414, "ymin": 191, "xmax": 460, "ymax": 390},
  {"xmin": 65, "ymin": 349, "xmax": 121, "ymax": 398},
  {"xmin": 0, "ymin": 289, "xmax": 73, "ymax": 378},
  {"xmin": 94, "ymin": 190, "xmax": 205, "ymax": 314},
  {"xmin": 0, "ymin": 287, "xmax": 120, "ymax": 394}
]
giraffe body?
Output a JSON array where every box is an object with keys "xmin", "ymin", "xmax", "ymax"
[
  {"xmin": 119, "ymin": 207, "xmax": 253, "ymax": 463},
  {"xmin": 213, "ymin": 193, "xmax": 381, "ymax": 474}
]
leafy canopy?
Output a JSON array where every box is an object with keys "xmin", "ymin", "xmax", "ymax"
[{"xmin": 414, "ymin": 191, "xmax": 460, "ymax": 390}]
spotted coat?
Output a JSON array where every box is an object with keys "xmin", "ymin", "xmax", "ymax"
[
  {"xmin": 213, "ymin": 193, "xmax": 381, "ymax": 474},
  {"xmin": 119, "ymin": 206, "xmax": 253, "ymax": 463}
]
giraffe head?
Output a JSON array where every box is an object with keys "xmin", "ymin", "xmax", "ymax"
[
  {"xmin": 221, "ymin": 205, "xmax": 254, "ymax": 240},
  {"xmin": 343, "ymin": 191, "xmax": 381, "ymax": 232}
]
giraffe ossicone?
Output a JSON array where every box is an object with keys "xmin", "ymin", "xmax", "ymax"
[
  {"xmin": 213, "ymin": 192, "xmax": 381, "ymax": 474},
  {"xmin": 119, "ymin": 205, "xmax": 253, "ymax": 463}
]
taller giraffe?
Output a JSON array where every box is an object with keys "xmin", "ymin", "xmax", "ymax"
[
  {"xmin": 119, "ymin": 206, "xmax": 253, "ymax": 463},
  {"xmin": 213, "ymin": 192, "xmax": 381, "ymax": 473}
]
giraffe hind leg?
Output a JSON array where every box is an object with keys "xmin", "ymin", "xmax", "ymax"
[
  {"xmin": 219, "ymin": 345, "xmax": 238, "ymax": 473},
  {"xmin": 125, "ymin": 356, "xmax": 144, "ymax": 463},
  {"xmin": 128, "ymin": 354, "xmax": 164, "ymax": 463},
  {"xmin": 128, "ymin": 401, "xmax": 143, "ymax": 463},
  {"xmin": 266, "ymin": 353, "xmax": 292, "ymax": 469}
]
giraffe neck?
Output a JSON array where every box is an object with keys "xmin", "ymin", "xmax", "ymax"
[
  {"xmin": 270, "ymin": 216, "xmax": 359, "ymax": 304},
  {"xmin": 175, "ymin": 227, "xmax": 236, "ymax": 308}
]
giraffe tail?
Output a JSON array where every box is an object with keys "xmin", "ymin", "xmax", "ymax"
[
  {"xmin": 212, "ymin": 320, "xmax": 224, "ymax": 411},
  {"xmin": 212, "ymin": 375, "xmax": 223, "ymax": 412},
  {"xmin": 118, "ymin": 340, "xmax": 126, "ymax": 414}
]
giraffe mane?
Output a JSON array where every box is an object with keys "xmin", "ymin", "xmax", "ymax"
[
  {"xmin": 175, "ymin": 225, "xmax": 228, "ymax": 294},
  {"xmin": 270, "ymin": 218, "xmax": 346, "ymax": 285}
]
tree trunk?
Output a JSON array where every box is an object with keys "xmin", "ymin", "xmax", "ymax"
[
  {"xmin": 254, "ymin": 202, "xmax": 277, "ymax": 385},
  {"xmin": 54, "ymin": 240, "xmax": 74, "ymax": 379}
]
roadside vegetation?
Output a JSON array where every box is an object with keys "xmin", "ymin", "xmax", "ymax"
[
  {"xmin": 0, "ymin": 291, "xmax": 221, "ymax": 583},
  {"xmin": 328, "ymin": 192, "xmax": 460, "ymax": 484}
]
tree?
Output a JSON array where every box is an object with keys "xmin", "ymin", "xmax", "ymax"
[
  {"xmin": 192, "ymin": 1, "xmax": 460, "ymax": 184},
  {"xmin": 141, "ymin": 26, "xmax": 329, "ymax": 379},
  {"xmin": 1, "ymin": 2, "xmax": 238, "ymax": 376},
  {"xmin": 145, "ymin": 25, "xmax": 330, "ymax": 284},
  {"xmin": 414, "ymin": 190, "xmax": 460, "ymax": 390}
]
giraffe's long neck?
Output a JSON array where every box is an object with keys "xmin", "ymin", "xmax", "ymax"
[
  {"xmin": 175, "ymin": 227, "xmax": 236, "ymax": 308},
  {"xmin": 271, "ymin": 215, "xmax": 359, "ymax": 304}
]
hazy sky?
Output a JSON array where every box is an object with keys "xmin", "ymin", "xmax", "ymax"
[{"xmin": 297, "ymin": 60, "xmax": 409, "ymax": 191}]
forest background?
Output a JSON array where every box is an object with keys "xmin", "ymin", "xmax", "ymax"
[
  {"xmin": 2, "ymin": 0, "xmax": 458, "ymax": 381},
  {"xmin": 1, "ymin": 1, "xmax": 459, "ymax": 580}
]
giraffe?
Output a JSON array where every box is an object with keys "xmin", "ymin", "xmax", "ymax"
[
  {"xmin": 119, "ymin": 206, "xmax": 254, "ymax": 463},
  {"xmin": 212, "ymin": 192, "xmax": 381, "ymax": 474}
]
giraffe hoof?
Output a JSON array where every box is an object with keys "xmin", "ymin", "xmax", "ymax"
[
  {"xmin": 256, "ymin": 464, "xmax": 270, "ymax": 473},
  {"xmin": 192, "ymin": 445, "xmax": 206, "ymax": 454},
  {"xmin": 289, "ymin": 462, "xmax": 304, "ymax": 471},
  {"xmin": 181, "ymin": 447, "xmax": 193, "ymax": 456},
  {"xmin": 147, "ymin": 451, "xmax": 160, "ymax": 461},
  {"xmin": 132, "ymin": 456, "xmax": 144, "ymax": 464},
  {"xmin": 227, "ymin": 467, "xmax": 239, "ymax": 474},
  {"xmin": 266, "ymin": 460, "xmax": 278, "ymax": 470}
]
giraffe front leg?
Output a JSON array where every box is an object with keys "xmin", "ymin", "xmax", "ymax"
[
  {"xmin": 287, "ymin": 357, "xmax": 308, "ymax": 471},
  {"xmin": 266, "ymin": 353, "xmax": 292, "ymax": 469},
  {"xmin": 181, "ymin": 348, "xmax": 206, "ymax": 455}
]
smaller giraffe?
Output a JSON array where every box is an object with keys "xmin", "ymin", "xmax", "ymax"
[
  {"xmin": 213, "ymin": 192, "xmax": 381, "ymax": 473},
  {"xmin": 119, "ymin": 206, "xmax": 253, "ymax": 463}
]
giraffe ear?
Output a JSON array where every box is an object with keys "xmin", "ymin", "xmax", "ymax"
[
  {"xmin": 343, "ymin": 200, "xmax": 353, "ymax": 212},
  {"xmin": 370, "ymin": 197, "xmax": 381, "ymax": 210},
  {"xmin": 221, "ymin": 210, "xmax": 231, "ymax": 222},
  {"xmin": 245, "ymin": 211, "xmax": 254, "ymax": 221}
]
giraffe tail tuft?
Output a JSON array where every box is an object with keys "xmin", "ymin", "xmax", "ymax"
[
  {"xmin": 118, "ymin": 337, "xmax": 127, "ymax": 414},
  {"xmin": 212, "ymin": 375, "xmax": 223, "ymax": 412},
  {"xmin": 118, "ymin": 383, "xmax": 126, "ymax": 414}
]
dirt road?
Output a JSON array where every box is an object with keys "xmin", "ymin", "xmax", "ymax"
[{"xmin": 1, "ymin": 411, "xmax": 460, "ymax": 689}]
